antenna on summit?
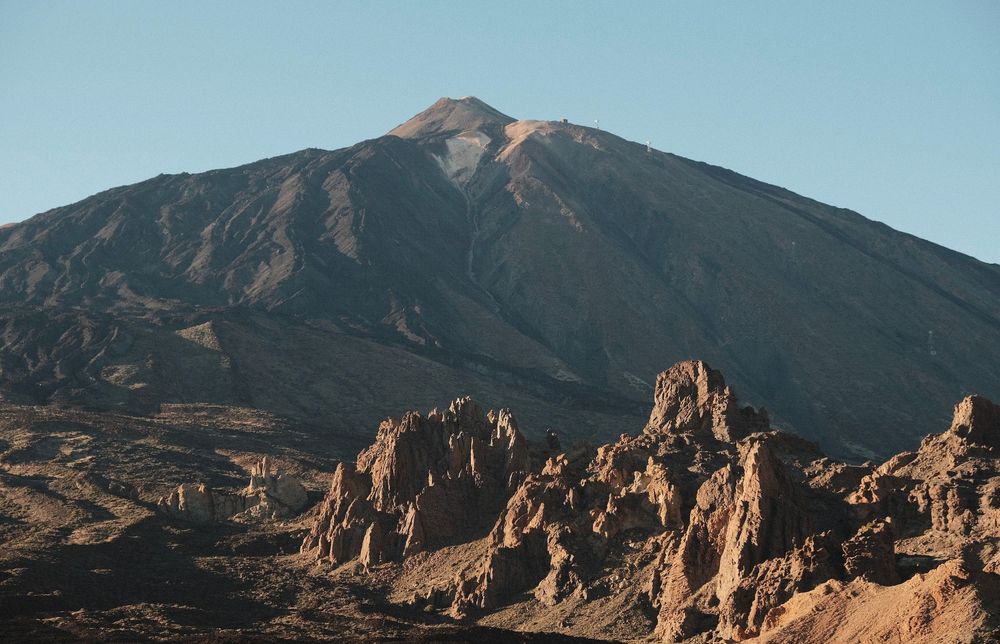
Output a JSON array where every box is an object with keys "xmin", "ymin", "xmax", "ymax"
[
  {"xmin": 594, "ymin": 119, "xmax": 600, "ymax": 130},
  {"xmin": 646, "ymin": 141, "xmax": 651, "ymax": 153}
]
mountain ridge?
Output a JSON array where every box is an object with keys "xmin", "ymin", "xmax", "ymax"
[{"xmin": 1, "ymin": 97, "xmax": 998, "ymax": 460}]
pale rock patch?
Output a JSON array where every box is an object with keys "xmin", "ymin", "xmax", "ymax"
[{"xmin": 432, "ymin": 131, "xmax": 491, "ymax": 187}]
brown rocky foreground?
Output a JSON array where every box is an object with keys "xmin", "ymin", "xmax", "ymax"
[
  {"xmin": 306, "ymin": 360, "xmax": 1000, "ymax": 642},
  {"xmin": 1, "ymin": 360, "xmax": 998, "ymax": 642}
]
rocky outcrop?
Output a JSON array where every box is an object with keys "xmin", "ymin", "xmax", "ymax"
[
  {"xmin": 644, "ymin": 360, "xmax": 770, "ymax": 442},
  {"xmin": 650, "ymin": 431, "xmax": 854, "ymax": 641},
  {"xmin": 158, "ymin": 456, "xmax": 307, "ymax": 523},
  {"xmin": 652, "ymin": 391, "xmax": 999, "ymax": 642},
  {"xmin": 450, "ymin": 360, "xmax": 773, "ymax": 620},
  {"xmin": 842, "ymin": 519, "xmax": 898, "ymax": 585},
  {"xmin": 303, "ymin": 361, "xmax": 1000, "ymax": 643},
  {"xmin": 301, "ymin": 397, "xmax": 528, "ymax": 567},
  {"xmin": 591, "ymin": 458, "xmax": 683, "ymax": 539},
  {"xmin": 949, "ymin": 395, "xmax": 1000, "ymax": 449},
  {"xmin": 450, "ymin": 450, "xmax": 590, "ymax": 616},
  {"xmin": 848, "ymin": 394, "xmax": 1000, "ymax": 579}
]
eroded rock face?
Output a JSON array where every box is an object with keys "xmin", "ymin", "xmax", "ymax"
[
  {"xmin": 651, "ymin": 431, "xmax": 854, "ymax": 641},
  {"xmin": 450, "ymin": 360, "xmax": 774, "ymax": 620},
  {"xmin": 301, "ymin": 397, "xmax": 528, "ymax": 567},
  {"xmin": 849, "ymin": 395, "xmax": 1000, "ymax": 576},
  {"xmin": 949, "ymin": 395, "xmax": 1000, "ymax": 449},
  {"xmin": 450, "ymin": 450, "xmax": 591, "ymax": 616},
  {"xmin": 302, "ymin": 361, "xmax": 1000, "ymax": 643},
  {"xmin": 645, "ymin": 360, "xmax": 770, "ymax": 441},
  {"xmin": 157, "ymin": 456, "xmax": 307, "ymax": 523}
]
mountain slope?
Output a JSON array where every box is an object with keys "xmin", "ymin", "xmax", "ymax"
[{"xmin": 1, "ymin": 97, "xmax": 997, "ymax": 459}]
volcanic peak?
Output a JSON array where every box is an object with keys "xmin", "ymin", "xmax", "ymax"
[{"xmin": 388, "ymin": 96, "xmax": 515, "ymax": 140}]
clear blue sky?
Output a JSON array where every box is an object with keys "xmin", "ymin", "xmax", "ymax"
[{"xmin": 2, "ymin": 1, "xmax": 998, "ymax": 262}]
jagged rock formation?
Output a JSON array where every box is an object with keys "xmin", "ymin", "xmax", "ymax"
[
  {"xmin": 158, "ymin": 456, "xmax": 307, "ymax": 523},
  {"xmin": 301, "ymin": 397, "xmax": 528, "ymax": 567},
  {"xmin": 304, "ymin": 360, "xmax": 1000, "ymax": 642},
  {"xmin": 849, "ymin": 394, "xmax": 1000, "ymax": 578},
  {"xmin": 449, "ymin": 360, "xmax": 771, "ymax": 619}
]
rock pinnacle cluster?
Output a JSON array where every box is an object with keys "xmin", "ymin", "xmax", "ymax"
[{"xmin": 305, "ymin": 360, "xmax": 1000, "ymax": 642}]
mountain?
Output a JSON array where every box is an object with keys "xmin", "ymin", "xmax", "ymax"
[{"xmin": 1, "ymin": 96, "xmax": 998, "ymax": 459}]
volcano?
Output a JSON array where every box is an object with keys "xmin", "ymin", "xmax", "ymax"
[{"xmin": 1, "ymin": 96, "xmax": 998, "ymax": 459}]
